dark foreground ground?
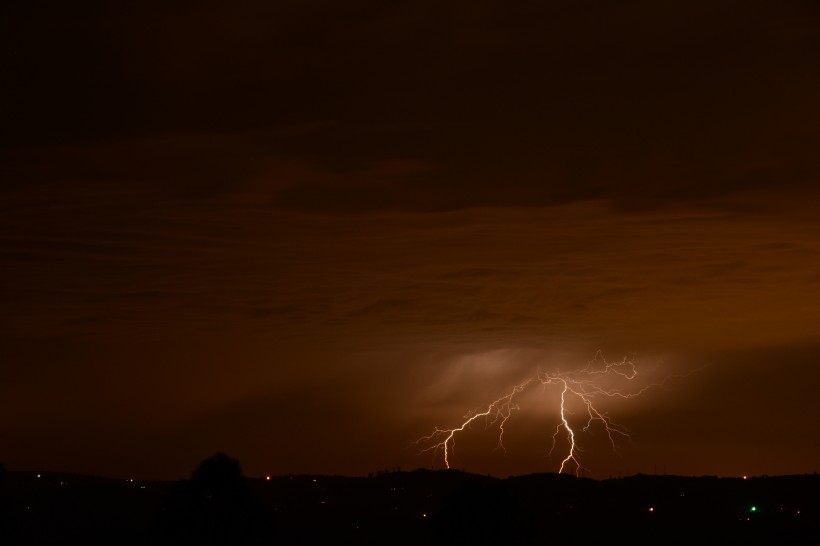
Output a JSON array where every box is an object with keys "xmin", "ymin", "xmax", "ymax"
[{"xmin": 1, "ymin": 468, "xmax": 817, "ymax": 545}]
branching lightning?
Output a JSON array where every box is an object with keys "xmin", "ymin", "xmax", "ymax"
[{"xmin": 417, "ymin": 351, "xmax": 684, "ymax": 475}]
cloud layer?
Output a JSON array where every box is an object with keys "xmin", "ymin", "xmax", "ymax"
[{"xmin": 2, "ymin": 0, "xmax": 819, "ymax": 478}]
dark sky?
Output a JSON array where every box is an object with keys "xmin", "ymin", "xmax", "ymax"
[{"xmin": 2, "ymin": 0, "xmax": 819, "ymax": 480}]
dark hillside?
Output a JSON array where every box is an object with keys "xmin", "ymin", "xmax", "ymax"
[{"xmin": 1, "ymin": 468, "xmax": 817, "ymax": 545}]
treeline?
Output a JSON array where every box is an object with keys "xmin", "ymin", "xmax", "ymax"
[{"xmin": 1, "ymin": 456, "xmax": 818, "ymax": 545}]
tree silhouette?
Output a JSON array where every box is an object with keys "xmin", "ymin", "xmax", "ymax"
[
  {"xmin": 191, "ymin": 452, "xmax": 244, "ymax": 498},
  {"xmin": 158, "ymin": 453, "xmax": 274, "ymax": 545}
]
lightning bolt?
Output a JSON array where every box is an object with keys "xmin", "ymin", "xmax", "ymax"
[{"xmin": 417, "ymin": 351, "xmax": 686, "ymax": 476}]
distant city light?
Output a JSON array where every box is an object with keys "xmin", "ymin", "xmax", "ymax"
[
  {"xmin": 265, "ymin": 475, "xmax": 271, "ymax": 481},
  {"xmin": 742, "ymin": 475, "xmax": 748, "ymax": 480},
  {"xmin": 648, "ymin": 507, "xmax": 655, "ymax": 512}
]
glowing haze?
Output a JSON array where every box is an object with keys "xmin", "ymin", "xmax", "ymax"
[{"xmin": 1, "ymin": 0, "xmax": 820, "ymax": 479}]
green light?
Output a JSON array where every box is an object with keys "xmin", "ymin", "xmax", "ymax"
[{"xmin": 750, "ymin": 506, "xmax": 757, "ymax": 513}]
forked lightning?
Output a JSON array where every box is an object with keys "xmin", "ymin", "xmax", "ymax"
[{"xmin": 417, "ymin": 351, "xmax": 683, "ymax": 475}]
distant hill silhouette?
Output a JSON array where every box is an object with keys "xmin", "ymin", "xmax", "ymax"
[{"xmin": 0, "ymin": 457, "xmax": 817, "ymax": 545}]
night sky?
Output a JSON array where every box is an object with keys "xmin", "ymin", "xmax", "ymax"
[{"xmin": 2, "ymin": 0, "xmax": 819, "ymax": 480}]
